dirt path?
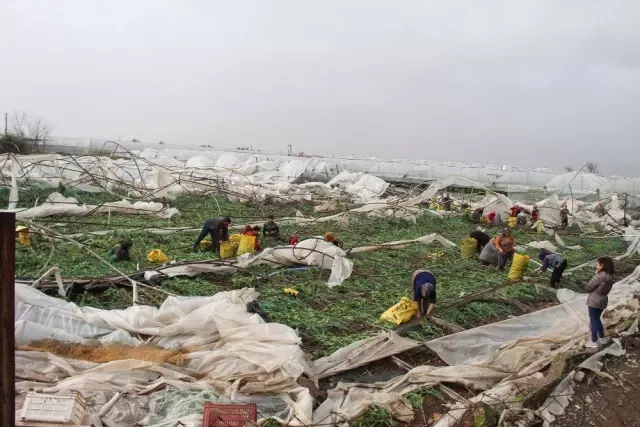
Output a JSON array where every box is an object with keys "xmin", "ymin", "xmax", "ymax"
[{"xmin": 555, "ymin": 336, "xmax": 640, "ymax": 427}]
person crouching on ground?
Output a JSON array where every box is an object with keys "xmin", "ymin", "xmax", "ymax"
[
  {"xmin": 470, "ymin": 207, "xmax": 484, "ymax": 223},
  {"xmin": 192, "ymin": 216, "xmax": 232, "ymax": 254},
  {"xmin": 324, "ymin": 232, "xmax": 343, "ymax": 248},
  {"xmin": 107, "ymin": 238, "xmax": 132, "ymax": 262},
  {"xmin": 479, "ymin": 227, "xmax": 515, "ymax": 271},
  {"xmin": 585, "ymin": 257, "xmax": 615, "ymax": 348},
  {"xmin": 288, "ymin": 231, "xmax": 300, "ymax": 246},
  {"xmin": 469, "ymin": 230, "xmax": 491, "ymax": 253},
  {"xmin": 263, "ymin": 215, "xmax": 280, "ymax": 238},
  {"xmin": 537, "ymin": 249, "xmax": 568, "ymax": 287},
  {"xmin": 411, "ymin": 270, "xmax": 437, "ymax": 319},
  {"xmin": 243, "ymin": 225, "xmax": 263, "ymax": 251}
]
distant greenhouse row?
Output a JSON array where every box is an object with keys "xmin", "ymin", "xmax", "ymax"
[{"xmin": 43, "ymin": 137, "xmax": 640, "ymax": 198}]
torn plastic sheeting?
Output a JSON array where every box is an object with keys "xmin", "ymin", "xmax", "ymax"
[
  {"xmin": 348, "ymin": 233, "xmax": 456, "ymax": 254},
  {"xmin": 160, "ymin": 239, "xmax": 354, "ymax": 286},
  {"xmin": 426, "ymin": 267, "xmax": 640, "ymax": 371},
  {"xmin": 616, "ymin": 226, "xmax": 640, "ymax": 260},
  {"xmin": 9, "ymin": 192, "xmax": 180, "ymax": 220},
  {"xmin": 433, "ymin": 372, "xmax": 545, "ymax": 427},
  {"xmin": 311, "ymin": 332, "xmax": 421, "ymax": 380},
  {"xmin": 312, "ymin": 365, "xmax": 510, "ymax": 426}
]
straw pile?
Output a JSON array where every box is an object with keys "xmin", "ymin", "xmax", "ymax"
[{"xmin": 18, "ymin": 339, "xmax": 195, "ymax": 367}]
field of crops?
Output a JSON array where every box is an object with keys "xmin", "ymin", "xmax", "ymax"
[{"xmin": 5, "ymin": 186, "xmax": 635, "ymax": 362}]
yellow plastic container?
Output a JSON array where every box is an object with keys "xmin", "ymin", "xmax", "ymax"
[
  {"xmin": 236, "ymin": 235, "xmax": 256, "ymax": 256},
  {"xmin": 508, "ymin": 217, "xmax": 517, "ymax": 228},
  {"xmin": 229, "ymin": 233, "xmax": 242, "ymax": 244},
  {"xmin": 380, "ymin": 297, "xmax": 418, "ymax": 325},
  {"xmin": 508, "ymin": 253, "xmax": 530, "ymax": 281},
  {"xmin": 219, "ymin": 242, "xmax": 235, "ymax": 259},
  {"xmin": 461, "ymin": 237, "xmax": 477, "ymax": 259}
]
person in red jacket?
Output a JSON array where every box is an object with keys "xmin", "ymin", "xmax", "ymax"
[
  {"xmin": 288, "ymin": 231, "xmax": 300, "ymax": 246},
  {"xmin": 243, "ymin": 226, "xmax": 262, "ymax": 251}
]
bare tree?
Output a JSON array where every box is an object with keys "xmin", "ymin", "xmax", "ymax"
[
  {"xmin": 11, "ymin": 112, "xmax": 52, "ymax": 151},
  {"xmin": 585, "ymin": 162, "xmax": 599, "ymax": 174},
  {"xmin": 564, "ymin": 166, "xmax": 573, "ymax": 172}
]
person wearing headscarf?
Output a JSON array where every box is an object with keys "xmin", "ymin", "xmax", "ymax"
[
  {"xmin": 537, "ymin": 249, "xmax": 568, "ymax": 287},
  {"xmin": 479, "ymin": 227, "xmax": 515, "ymax": 271},
  {"xmin": 411, "ymin": 270, "xmax": 437, "ymax": 319},
  {"xmin": 324, "ymin": 232, "xmax": 343, "ymax": 248}
]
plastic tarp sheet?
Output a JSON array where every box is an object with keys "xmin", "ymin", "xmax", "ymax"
[
  {"xmin": 6, "ymin": 192, "xmax": 180, "ymax": 220},
  {"xmin": 160, "ymin": 238, "xmax": 353, "ymax": 287}
]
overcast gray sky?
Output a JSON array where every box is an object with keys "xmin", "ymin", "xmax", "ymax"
[{"xmin": 1, "ymin": 1, "xmax": 639, "ymax": 175}]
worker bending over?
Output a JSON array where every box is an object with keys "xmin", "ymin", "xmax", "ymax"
[
  {"xmin": 412, "ymin": 270, "xmax": 437, "ymax": 319},
  {"xmin": 192, "ymin": 216, "xmax": 232, "ymax": 254},
  {"xmin": 537, "ymin": 250, "xmax": 568, "ymax": 287},
  {"xmin": 479, "ymin": 227, "xmax": 515, "ymax": 271}
]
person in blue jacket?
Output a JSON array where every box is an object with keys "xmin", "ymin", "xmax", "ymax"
[{"xmin": 411, "ymin": 270, "xmax": 437, "ymax": 319}]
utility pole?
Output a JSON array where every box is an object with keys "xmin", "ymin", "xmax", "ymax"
[{"xmin": 3, "ymin": 112, "xmax": 7, "ymax": 135}]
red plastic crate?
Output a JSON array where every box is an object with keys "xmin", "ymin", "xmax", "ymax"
[{"xmin": 202, "ymin": 402, "xmax": 257, "ymax": 427}]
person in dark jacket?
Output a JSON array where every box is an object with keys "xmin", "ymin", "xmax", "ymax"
[
  {"xmin": 537, "ymin": 250, "xmax": 568, "ymax": 287},
  {"xmin": 107, "ymin": 238, "xmax": 132, "ymax": 262},
  {"xmin": 469, "ymin": 230, "xmax": 491, "ymax": 253},
  {"xmin": 263, "ymin": 215, "xmax": 280, "ymax": 238},
  {"xmin": 584, "ymin": 257, "xmax": 615, "ymax": 348},
  {"xmin": 560, "ymin": 207, "xmax": 570, "ymax": 229},
  {"xmin": 411, "ymin": 270, "xmax": 437, "ymax": 319},
  {"xmin": 192, "ymin": 216, "xmax": 232, "ymax": 253},
  {"xmin": 470, "ymin": 208, "xmax": 484, "ymax": 223}
]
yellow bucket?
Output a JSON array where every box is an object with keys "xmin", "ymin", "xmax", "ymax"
[
  {"xmin": 508, "ymin": 217, "xmax": 517, "ymax": 228},
  {"xmin": 219, "ymin": 242, "xmax": 235, "ymax": 259}
]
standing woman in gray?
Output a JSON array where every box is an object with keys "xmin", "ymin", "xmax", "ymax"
[{"xmin": 584, "ymin": 257, "xmax": 615, "ymax": 348}]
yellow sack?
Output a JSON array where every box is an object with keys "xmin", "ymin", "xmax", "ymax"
[
  {"xmin": 508, "ymin": 217, "xmax": 517, "ymax": 228},
  {"xmin": 536, "ymin": 220, "xmax": 545, "ymax": 233},
  {"xmin": 237, "ymin": 235, "xmax": 256, "ymax": 256},
  {"xmin": 229, "ymin": 234, "xmax": 242, "ymax": 245},
  {"xmin": 508, "ymin": 253, "xmax": 530, "ymax": 281},
  {"xmin": 16, "ymin": 226, "xmax": 30, "ymax": 246},
  {"xmin": 461, "ymin": 237, "xmax": 477, "ymax": 259},
  {"xmin": 380, "ymin": 297, "xmax": 418, "ymax": 325},
  {"xmin": 147, "ymin": 249, "xmax": 169, "ymax": 263},
  {"xmin": 219, "ymin": 242, "xmax": 235, "ymax": 259},
  {"xmin": 199, "ymin": 239, "xmax": 211, "ymax": 248},
  {"xmin": 284, "ymin": 288, "xmax": 299, "ymax": 296}
]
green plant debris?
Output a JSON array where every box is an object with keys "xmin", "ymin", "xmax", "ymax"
[{"xmin": 5, "ymin": 188, "xmax": 633, "ymax": 358}]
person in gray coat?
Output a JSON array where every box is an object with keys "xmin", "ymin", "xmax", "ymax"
[{"xmin": 584, "ymin": 256, "xmax": 615, "ymax": 348}]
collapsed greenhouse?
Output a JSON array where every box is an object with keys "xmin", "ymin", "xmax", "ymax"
[{"xmin": 2, "ymin": 145, "xmax": 640, "ymax": 427}]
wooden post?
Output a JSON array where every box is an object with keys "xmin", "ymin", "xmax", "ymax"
[{"xmin": 0, "ymin": 212, "xmax": 15, "ymax": 427}]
